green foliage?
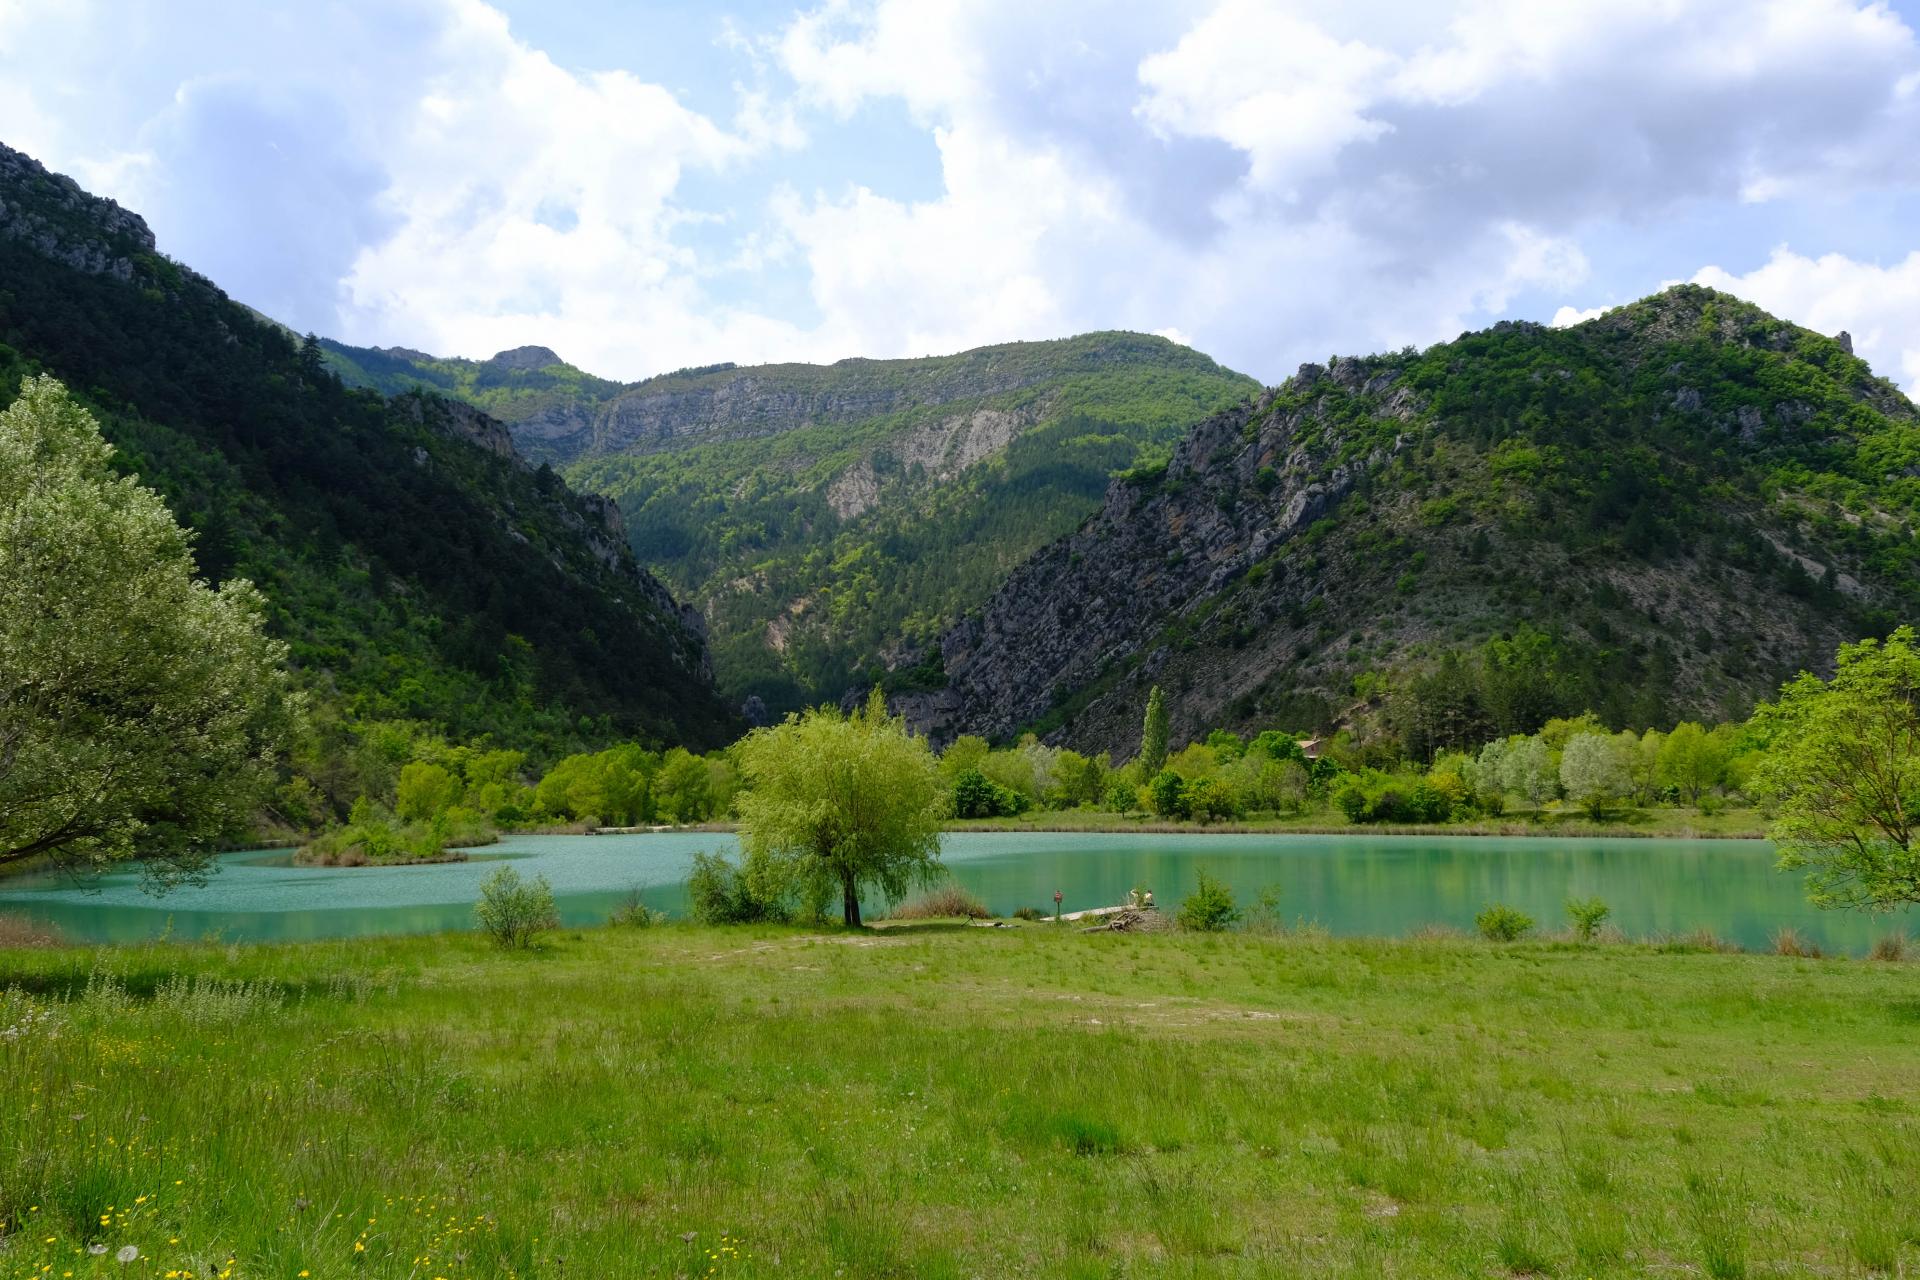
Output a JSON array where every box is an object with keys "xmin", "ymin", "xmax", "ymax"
[
  {"xmin": 0, "ymin": 377, "xmax": 298, "ymax": 881},
  {"xmin": 1140, "ymin": 685, "xmax": 1171, "ymax": 775},
  {"xmin": 951, "ymin": 767, "xmax": 1027, "ymax": 819},
  {"xmin": 1565, "ymin": 896, "xmax": 1612, "ymax": 941},
  {"xmin": 1560, "ymin": 732, "xmax": 1636, "ymax": 818},
  {"xmin": 0, "ymin": 167, "xmax": 735, "ymax": 763},
  {"xmin": 394, "ymin": 762, "xmax": 461, "ymax": 823},
  {"xmin": 562, "ymin": 337, "xmax": 1255, "ymax": 711},
  {"xmin": 1753, "ymin": 628, "xmax": 1920, "ymax": 910},
  {"xmin": 474, "ymin": 866, "xmax": 558, "ymax": 949},
  {"xmin": 1148, "ymin": 769, "xmax": 1188, "ymax": 818},
  {"xmin": 685, "ymin": 849, "xmax": 790, "ymax": 925},
  {"xmin": 1176, "ymin": 869, "xmax": 1241, "ymax": 931},
  {"xmin": 734, "ymin": 690, "xmax": 946, "ymax": 926},
  {"xmin": 1476, "ymin": 902, "xmax": 1535, "ymax": 942}
]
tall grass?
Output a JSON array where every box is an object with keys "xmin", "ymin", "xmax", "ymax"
[{"xmin": 0, "ymin": 924, "xmax": 1915, "ymax": 1277}]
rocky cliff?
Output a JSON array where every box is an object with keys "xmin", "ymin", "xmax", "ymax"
[{"xmin": 896, "ymin": 288, "xmax": 1919, "ymax": 754}]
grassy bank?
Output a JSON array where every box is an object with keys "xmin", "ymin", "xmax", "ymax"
[
  {"xmin": 949, "ymin": 804, "xmax": 1771, "ymax": 839},
  {"xmin": 4, "ymin": 922, "xmax": 1916, "ymax": 1278}
]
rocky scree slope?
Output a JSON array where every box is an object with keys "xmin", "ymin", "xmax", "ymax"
[
  {"xmin": 895, "ymin": 288, "xmax": 1920, "ymax": 755},
  {"xmin": 0, "ymin": 139, "xmax": 734, "ymax": 751}
]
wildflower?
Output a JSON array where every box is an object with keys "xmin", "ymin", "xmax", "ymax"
[
  {"xmin": 87, "ymin": 1245, "xmax": 106, "ymax": 1256},
  {"xmin": 116, "ymin": 1247, "xmax": 138, "ymax": 1264}
]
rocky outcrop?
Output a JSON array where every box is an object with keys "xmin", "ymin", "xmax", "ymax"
[
  {"xmin": 487, "ymin": 345, "xmax": 563, "ymax": 371},
  {"xmin": 0, "ymin": 141, "xmax": 157, "ymax": 282},
  {"xmin": 825, "ymin": 405, "xmax": 1034, "ymax": 518},
  {"xmin": 895, "ymin": 364, "xmax": 1415, "ymax": 746}
]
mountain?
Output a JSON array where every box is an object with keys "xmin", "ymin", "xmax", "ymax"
[
  {"xmin": 0, "ymin": 141, "xmax": 735, "ymax": 752},
  {"xmin": 892, "ymin": 287, "xmax": 1920, "ymax": 756},
  {"xmin": 332, "ymin": 335, "xmax": 1260, "ymax": 712}
]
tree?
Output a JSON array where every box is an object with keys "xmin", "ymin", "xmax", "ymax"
[
  {"xmin": 734, "ymin": 689, "xmax": 945, "ymax": 926},
  {"xmin": 1559, "ymin": 732, "xmax": 1635, "ymax": 818},
  {"xmin": 395, "ymin": 761, "xmax": 461, "ymax": 822},
  {"xmin": 654, "ymin": 747, "xmax": 713, "ymax": 823},
  {"xmin": 0, "ymin": 377, "xmax": 296, "ymax": 883},
  {"xmin": 1752, "ymin": 629, "xmax": 1920, "ymax": 910},
  {"xmin": 1139, "ymin": 685, "xmax": 1170, "ymax": 776},
  {"xmin": 1148, "ymin": 769, "xmax": 1188, "ymax": 818},
  {"xmin": 1656, "ymin": 721, "xmax": 1728, "ymax": 804}
]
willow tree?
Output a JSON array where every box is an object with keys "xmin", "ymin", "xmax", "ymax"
[
  {"xmin": 734, "ymin": 689, "xmax": 944, "ymax": 926},
  {"xmin": 1752, "ymin": 628, "xmax": 1920, "ymax": 910},
  {"xmin": 0, "ymin": 376, "xmax": 296, "ymax": 885}
]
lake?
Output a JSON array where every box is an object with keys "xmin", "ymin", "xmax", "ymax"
[{"xmin": 0, "ymin": 831, "xmax": 1904, "ymax": 953}]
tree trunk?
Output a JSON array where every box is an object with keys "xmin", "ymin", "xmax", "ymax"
[{"xmin": 842, "ymin": 872, "xmax": 862, "ymax": 928}]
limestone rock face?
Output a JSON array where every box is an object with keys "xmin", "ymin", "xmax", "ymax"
[{"xmin": 0, "ymin": 141, "xmax": 156, "ymax": 282}]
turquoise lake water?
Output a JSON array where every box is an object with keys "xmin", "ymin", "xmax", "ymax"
[{"xmin": 0, "ymin": 830, "xmax": 1906, "ymax": 954}]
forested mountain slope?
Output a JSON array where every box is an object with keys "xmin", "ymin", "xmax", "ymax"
[
  {"xmin": 894, "ymin": 288, "xmax": 1920, "ymax": 755},
  {"xmin": 337, "ymin": 333, "xmax": 1260, "ymax": 713},
  {"xmin": 0, "ymin": 141, "xmax": 735, "ymax": 752}
]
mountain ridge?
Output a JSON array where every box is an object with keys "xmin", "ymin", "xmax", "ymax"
[
  {"xmin": 890, "ymin": 287, "xmax": 1919, "ymax": 755},
  {"xmin": 0, "ymin": 139, "xmax": 736, "ymax": 754}
]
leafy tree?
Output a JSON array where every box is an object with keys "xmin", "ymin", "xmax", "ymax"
[
  {"xmin": 0, "ymin": 377, "xmax": 297, "ymax": 882},
  {"xmin": 1186, "ymin": 777, "xmax": 1238, "ymax": 823},
  {"xmin": 1051, "ymin": 749, "xmax": 1109, "ymax": 808},
  {"xmin": 395, "ymin": 762, "xmax": 461, "ymax": 822},
  {"xmin": 1147, "ymin": 769, "xmax": 1188, "ymax": 818},
  {"xmin": 1204, "ymin": 730, "xmax": 1246, "ymax": 762},
  {"xmin": 1656, "ymin": 721, "xmax": 1728, "ymax": 804},
  {"xmin": 654, "ymin": 747, "xmax": 713, "ymax": 822},
  {"xmin": 1139, "ymin": 685, "xmax": 1170, "ymax": 776},
  {"xmin": 1752, "ymin": 629, "xmax": 1920, "ymax": 910},
  {"xmin": 734, "ymin": 690, "xmax": 945, "ymax": 926},
  {"xmin": 1559, "ymin": 732, "xmax": 1635, "ymax": 818},
  {"xmin": 951, "ymin": 767, "xmax": 1024, "ymax": 819}
]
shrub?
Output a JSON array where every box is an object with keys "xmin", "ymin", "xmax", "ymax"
[
  {"xmin": 1476, "ymin": 902, "xmax": 1534, "ymax": 942},
  {"xmin": 1012, "ymin": 905, "xmax": 1046, "ymax": 922},
  {"xmin": 887, "ymin": 882, "xmax": 990, "ymax": 920},
  {"xmin": 686, "ymin": 850, "xmax": 789, "ymax": 925},
  {"xmin": 1102, "ymin": 777, "xmax": 1140, "ymax": 813},
  {"xmin": 1868, "ymin": 931, "xmax": 1909, "ymax": 962},
  {"xmin": 609, "ymin": 888, "xmax": 665, "ymax": 928},
  {"xmin": 475, "ymin": 866, "xmax": 558, "ymax": 949},
  {"xmin": 1334, "ymin": 782, "xmax": 1368, "ymax": 822},
  {"xmin": 1565, "ymin": 896, "xmax": 1612, "ymax": 941},
  {"xmin": 1770, "ymin": 927, "xmax": 1823, "ymax": 958},
  {"xmin": 1177, "ymin": 870, "xmax": 1241, "ymax": 932}
]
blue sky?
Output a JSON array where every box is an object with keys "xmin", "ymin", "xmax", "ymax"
[{"xmin": 5, "ymin": 0, "xmax": 1920, "ymax": 391}]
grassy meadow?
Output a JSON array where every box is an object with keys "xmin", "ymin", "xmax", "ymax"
[{"xmin": 3, "ymin": 921, "xmax": 1918, "ymax": 1279}]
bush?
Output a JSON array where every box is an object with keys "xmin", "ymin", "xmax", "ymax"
[
  {"xmin": 887, "ymin": 882, "xmax": 990, "ymax": 920},
  {"xmin": 1012, "ymin": 905, "xmax": 1046, "ymax": 922},
  {"xmin": 609, "ymin": 888, "xmax": 665, "ymax": 928},
  {"xmin": 686, "ymin": 850, "xmax": 789, "ymax": 925},
  {"xmin": 1565, "ymin": 896, "xmax": 1611, "ymax": 941},
  {"xmin": 475, "ymin": 866, "xmax": 558, "ymax": 949},
  {"xmin": 1176, "ymin": 870, "xmax": 1241, "ymax": 932},
  {"xmin": 1869, "ymin": 932, "xmax": 1909, "ymax": 962},
  {"xmin": 1102, "ymin": 777, "xmax": 1140, "ymax": 813},
  {"xmin": 1334, "ymin": 782, "xmax": 1368, "ymax": 822},
  {"xmin": 0, "ymin": 913, "xmax": 62, "ymax": 948},
  {"xmin": 1476, "ymin": 902, "xmax": 1534, "ymax": 942}
]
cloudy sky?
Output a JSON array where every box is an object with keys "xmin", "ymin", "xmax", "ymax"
[{"xmin": 6, "ymin": 0, "xmax": 1920, "ymax": 391}]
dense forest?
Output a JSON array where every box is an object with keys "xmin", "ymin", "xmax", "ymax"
[{"xmin": 0, "ymin": 141, "xmax": 736, "ymax": 784}]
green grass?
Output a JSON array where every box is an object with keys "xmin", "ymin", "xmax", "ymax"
[{"xmin": 3, "ymin": 923, "xmax": 1917, "ymax": 1278}]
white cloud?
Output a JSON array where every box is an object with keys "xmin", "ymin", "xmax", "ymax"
[
  {"xmin": 1550, "ymin": 304, "xmax": 1609, "ymax": 328},
  {"xmin": 1691, "ymin": 248, "xmax": 1920, "ymax": 393}
]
